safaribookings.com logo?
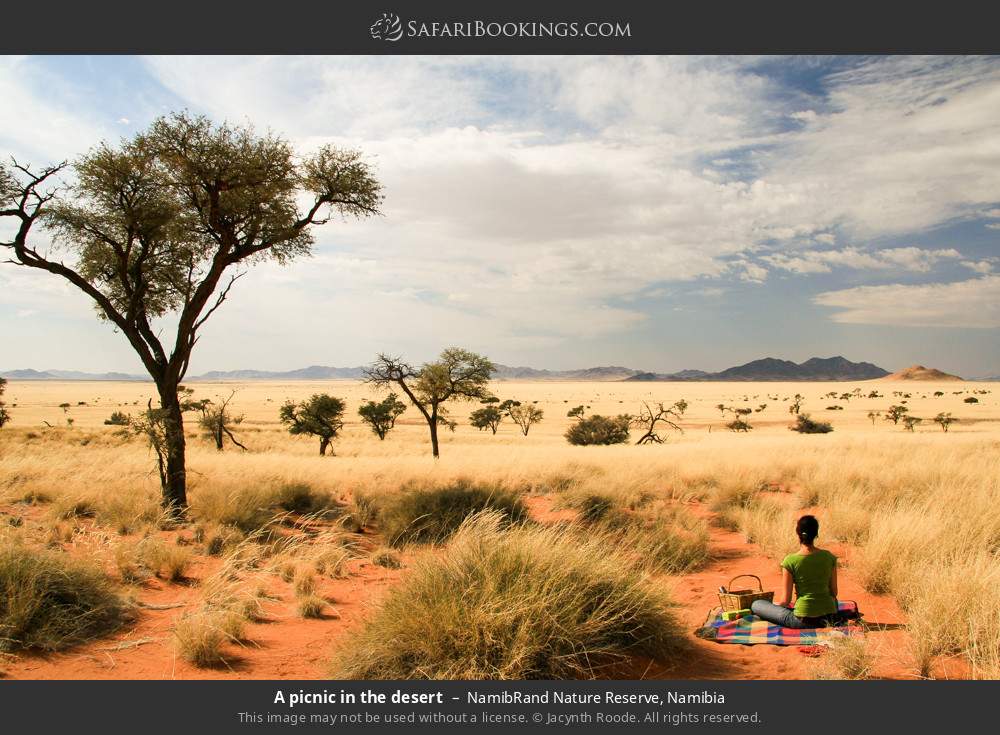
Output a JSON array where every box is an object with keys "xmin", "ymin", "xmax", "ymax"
[{"xmin": 370, "ymin": 12, "xmax": 631, "ymax": 42}]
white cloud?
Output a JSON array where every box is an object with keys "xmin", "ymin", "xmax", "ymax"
[
  {"xmin": 815, "ymin": 275, "xmax": 1000, "ymax": 328},
  {"xmin": 962, "ymin": 259, "xmax": 995, "ymax": 274},
  {"xmin": 763, "ymin": 246, "xmax": 961, "ymax": 275}
]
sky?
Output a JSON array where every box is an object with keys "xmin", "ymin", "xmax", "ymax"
[{"xmin": 1, "ymin": 55, "xmax": 999, "ymax": 377}]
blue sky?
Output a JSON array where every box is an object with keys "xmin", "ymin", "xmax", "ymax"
[{"xmin": 1, "ymin": 55, "xmax": 999, "ymax": 376}]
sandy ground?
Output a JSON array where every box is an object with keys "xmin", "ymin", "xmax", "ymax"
[{"xmin": 3, "ymin": 491, "xmax": 962, "ymax": 681}]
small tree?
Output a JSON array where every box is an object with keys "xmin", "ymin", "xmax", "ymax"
[
  {"xmin": 365, "ymin": 348, "xmax": 494, "ymax": 458},
  {"xmin": 567, "ymin": 405, "xmax": 586, "ymax": 421},
  {"xmin": 789, "ymin": 394, "xmax": 804, "ymax": 414},
  {"xmin": 726, "ymin": 418, "xmax": 752, "ymax": 432},
  {"xmin": 715, "ymin": 403, "xmax": 727, "ymax": 417},
  {"xmin": 902, "ymin": 415, "xmax": 922, "ymax": 432},
  {"xmin": 0, "ymin": 377, "xmax": 10, "ymax": 428},
  {"xmin": 933, "ymin": 412, "xmax": 957, "ymax": 432},
  {"xmin": 867, "ymin": 410, "xmax": 881, "ymax": 426},
  {"xmin": 469, "ymin": 405, "xmax": 504, "ymax": 434},
  {"xmin": 198, "ymin": 391, "xmax": 247, "ymax": 451},
  {"xmin": 633, "ymin": 400, "xmax": 687, "ymax": 444},
  {"xmin": 358, "ymin": 392, "xmax": 407, "ymax": 440},
  {"xmin": 790, "ymin": 413, "xmax": 833, "ymax": 434},
  {"xmin": 507, "ymin": 403, "xmax": 544, "ymax": 436},
  {"xmin": 104, "ymin": 411, "xmax": 130, "ymax": 426},
  {"xmin": 884, "ymin": 405, "xmax": 908, "ymax": 424},
  {"xmin": 565, "ymin": 414, "xmax": 631, "ymax": 446},
  {"xmin": 280, "ymin": 394, "xmax": 346, "ymax": 456}
]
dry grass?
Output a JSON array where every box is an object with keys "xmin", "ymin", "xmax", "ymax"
[
  {"xmin": 330, "ymin": 512, "xmax": 686, "ymax": 679},
  {"xmin": 1, "ymin": 378, "xmax": 998, "ymax": 678}
]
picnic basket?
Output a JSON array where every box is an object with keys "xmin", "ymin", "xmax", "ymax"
[{"xmin": 718, "ymin": 574, "xmax": 773, "ymax": 612}]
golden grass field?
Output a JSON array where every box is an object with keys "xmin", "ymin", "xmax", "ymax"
[{"xmin": 1, "ymin": 377, "xmax": 998, "ymax": 679}]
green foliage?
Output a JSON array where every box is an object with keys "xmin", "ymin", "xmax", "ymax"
[
  {"xmin": 330, "ymin": 513, "xmax": 685, "ymax": 679},
  {"xmin": 933, "ymin": 412, "xmax": 957, "ymax": 432},
  {"xmin": 280, "ymin": 394, "xmax": 346, "ymax": 456},
  {"xmin": 507, "ymin": 403, "xmax": 544, "ymax": 436},
  {"xmin": 884, "ymin": 404, "xmax": 909, "ymax": 424},
  {"xmin": 790, "ymin": 413, "xmax": 834, "ymax": 434},
  {"xmin": 902, "ymin": 415, "xmax": 922, "ymax": 432},
  {"xmin": 567, "ymin": 405, "xmax": 585, "ymax": 420},
  {"xmin": 469, "ymin": 405, "xmax": 503, "ymax": 434},
  {"xmin": 358, "ymin": 392, "xmax": 407, "ymax": 440},
  {"xmin": 379, "ymin": 480, "xmax": 528, "ymax": 546},
  {"xmin": 103, "ymin": 410, "xmax": 130, "ymax": 426},
  {"xmin": 726, "ymin": 418, "xmax": 753, "ymax": 432},
  {"xmin": 564, "ymin": 414, "xmax": 631, "ymax": 446},
  {"xmin": 0, "ymin": 542, "xmax": 130, "ymax": 652}
]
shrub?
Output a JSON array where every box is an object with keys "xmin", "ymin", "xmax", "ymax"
[
  {"xmin": 330, "ymin": 513, "xmax": 685, "ymax": 679},
  {"xmin": 136, "ymin": 537, "xmax": 192, "ymax": 582},
  {"xmin": 565, "ymin": 415, "xmax": 631, "ymax": 446},
  {"xmin": 173, "ymin": 610, "xmax": 240, "ymax": 667},
  {"xmin": 297, "ymin": 596, "xmax": 328, "ymax": 619},
  {"xmin": 790, "ymin": 414, "xmax": 833, "ymax": 434},
  {"xmin": 370, "ymin": 548, "xmax": 402, "ymax": 569},
  {"xmin": 0, "ymin": 542, "xmax": 130, "ymax": 652},
  {"xmin": 379, "ymin": 480, "xmax": 528, "ymax": 546},
  {"xmin": 103, "ymin": 411, "xmax": 130, "ymax": 426}
]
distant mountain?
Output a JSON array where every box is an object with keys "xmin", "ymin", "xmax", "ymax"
[
  {"xmin": 190, "ymin": 365, "xmax": 367, "ymax": 381},
  {"xmin": 0, "ymin": 368, "xmax": 146, "ymax": 381},
  {"xmin": 624, "ymin": 356, "xmax": 889, "ymax": 382},
  {"xmin": 492, "ymin": 365, "xmax": 639, "ymax": 381},
  {"xmin": 881, "ymin": 365, "xmax": 963, "ymax": 382}
]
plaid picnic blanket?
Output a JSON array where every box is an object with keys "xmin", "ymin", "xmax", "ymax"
[{"xmin": 694, "ymin": 601, "xmax": 863, "ymax": 646}]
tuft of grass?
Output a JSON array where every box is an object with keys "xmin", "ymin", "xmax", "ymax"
[
  {"xmin": 292, "ymin": 569, "xmax": 317, "ymax": 597},
  {"xmin": 173, "ymin": 610, "xmax": 238, "ymax": 667},
  {"xmin": 296, "ymin": 595, "xmax": 328, "ymax": 619},
  {"xmin": 135, "ymin": 537, "xmax": 192, "ymax": 582},
  {"xmin": 810, "ymin": 637, "xmax": 875, "ymax": 680},
  {"xmin": 330, "ymin": 512, "xmax": 685, "ymax": 680},
  {"xmin": 0, "ymin": 541, "xmax": 130, "ymax": 652},
  {"xmin": 370, "ymin": 547, "xmax": 402, "ymax": 569},
  {"xmin": 379, "ymin": 480, "xmax": 529, "ymax": 546}
]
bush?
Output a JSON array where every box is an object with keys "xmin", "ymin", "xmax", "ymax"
[
  {"xmin": 565, "ymin": 415, "xmax": 631, "ymax": 445},
  {"xmin": 0, "ymin": 542, "xmax": 130, "ymax": 652},
  {"xmin": 330, "ymin": 512, "xmax": 685, "ymax": 679},
  {"xmin": 790, "ymin": 414, "xmax": 833, "ymax": 434},
  {"xmin": 103, "ymin": 411, "xmax": 130, "ymax": 426},
  {"xmin": 173, "ymin": 609, "xmax": 240, "ymax": 667},
  {"xmin": 379, "ymin": 480, "xmax": 528, "ymax": 546}
]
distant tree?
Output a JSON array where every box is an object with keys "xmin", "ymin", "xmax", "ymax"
[
  {"xmin": 280, "ymin": 394, "xmax": 346, "ymax": 456},
  {"xmin": 104, "ymin": 411, "xmax": 130, "ymax": 426},
  {"xmin": 507, "ymin": 403, "xmax": 544, "ymax": 436},
  {"xmin": 964, "ymin": 396, "xmax": 979, "ymax": 404},
  {"xmin": 867, "ymin": 410, "xmax": 881, "ymax": 427},
  {"xmin": 715, "ymin": 403, "xmax": 727, "ymax": 417},
  {"xmin": 933, "ymin": 391, "xmax": 945, "ymax": 398},
  {"xmin": 755, "ymin": 403, "xmax": 767, "ymax": 413},
  {"xmin": 364, "ymin": 348, "xmax": 494, "ymax": 458},
  {"xmin": 884, "ymin": 405, "xmax": 909, "ymax": 424},
  {"xmin": 632, "ymin": 400, "xmax": 687, "ymax": 444},
  {"xmin": 199, "ymin": 391, "xmax": 247, "ymax": 451},
  {"xmin": 358, "ymin": 392, "xmax": 407, "ymax": 440},
  {"xmin": 790, "ymin": 414, "xmax": 833, "ymax": 434},
  {"xmin": 867, "ymin": 390, "xmax": 882, "ymax": 399},
  {"xmin": 726, "ymin": 418, "xmax": 752, "ymax": 432},
  {"xmin": 0, "ymin": 113, "xmax": 383, "ymax": 515},
  {"xmin": 469, "ymin": 405, "xmax": 504, "ymax": 434},
  {"xmin": 933, "ymin": 412, "xmax": 957, "ymax": 432},
  {"xmin": 789, "ymin": 394, "xmax": 804, "ymax": 415},
  {"xmin": 565, "ymin": 414, "xmax": 632, "ymax": 446},
  {"xmin": 567, "ymin": 405, "xmax": 586, "ymax": 421},
  {"xmin": 0, "ymin": 377, "xmax": 9, "ymax": 428},
  {"xmin": 902, "ymin": 415, "xmax": 922, "ymax": 432}
]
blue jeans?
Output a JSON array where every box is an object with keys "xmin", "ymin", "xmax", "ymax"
[{"xmin": 750, "ymin": 599, "xmax": 834, "ymax": 629}]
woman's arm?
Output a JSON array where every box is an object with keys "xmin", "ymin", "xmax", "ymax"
[
  {"xmin": 829, "ymin": 563, "xmax": 838, "ymax": 598},
  {"xmin": 774, "ymin": 568, "xmax": 794, "ymax": 607}
]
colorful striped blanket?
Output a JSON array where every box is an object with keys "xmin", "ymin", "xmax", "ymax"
[{"xmin": 694, "ymin": 601, "xmax": 863, "ymax": 646}]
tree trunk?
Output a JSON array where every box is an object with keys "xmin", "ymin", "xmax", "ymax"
[
  {"xmin": 158, "ymin": 385, "xmax": 188, "ymax": 516},
  {"xmin": 429, "ymin": 418, "xmax": 440, "ymax": 458},
  {"xmin": 320, "ymin": 436, "xmax": 330, "ymax": 456}
]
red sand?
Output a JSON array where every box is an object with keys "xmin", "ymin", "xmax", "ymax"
[{"xmin": 1, "ymin": 493, "xmax": 967, "ymax": 680}]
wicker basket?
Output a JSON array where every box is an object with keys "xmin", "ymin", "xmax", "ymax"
[{"xmin": 718, "ymin": 574, "xmax": 773, "ymax": 612}]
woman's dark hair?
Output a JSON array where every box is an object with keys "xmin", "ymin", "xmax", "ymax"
[{"xmin": 796, "ymin": 515, "xmax": 819, "ymax": 544}]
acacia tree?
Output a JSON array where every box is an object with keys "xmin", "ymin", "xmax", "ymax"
[
  {"xmin": 0, "ymin": 377, "xmax": 10, "ymax": 428},
  {"xmin": 884, "ymin": 405, "xmax": 908, "ymax": 425},
  {"xmin": 1, "ymin": 113, "xmax": 382, "ymax": 514},
  {"xmin": 364, "ymin": 348, "xmax": 494, "ymax": 458},
  {"xmin": 198, "ymin": 391, "xmax": 247, "ymax": 451},
  {"xmin": 358, "ymin": 392, "xmax": 407, "ymax": 440},
  {"xmin": 507, "ymin": 403, "xmax": 543, "ymax": 436},
  {"xmin": 933, "ymin": 412, "xmax": 957, "ymax": 432},
  {"xmin": 469, "ymin": 405, "xmax": 503, "ymax": 434},
  {"xmin": 280, "ymin": 394, "xmax": 346, "ymax": 456},
  {"xmin": 633, "ymin": 399, "xmax": 687, "ymax": 444}
]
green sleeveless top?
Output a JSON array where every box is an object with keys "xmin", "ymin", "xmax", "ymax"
[{"xmin": 781, "ymin": 549, "xmax": 837, "ymax": 617}]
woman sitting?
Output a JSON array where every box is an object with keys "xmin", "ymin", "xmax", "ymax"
[{"xmin": 750, "ymin": 515, "xmax": 838, "ymax": 628}]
